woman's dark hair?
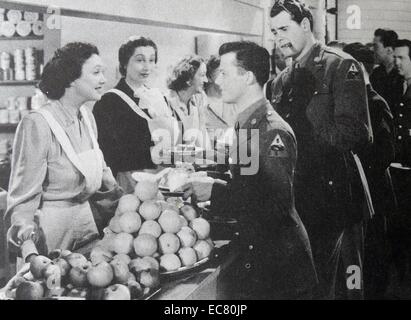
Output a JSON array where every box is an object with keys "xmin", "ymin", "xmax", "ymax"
[
  {"xmin": 118, "ymin": 36, "xmax": 158, "ymax": 77},
  {"xmin": 39, "ymin": 42, "xmax": 99, "ymax": 100},
  {"xmin": 167, "ymin": 55, "xmax": 204, "ymax": 92}
]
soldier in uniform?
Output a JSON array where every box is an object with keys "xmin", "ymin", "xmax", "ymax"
[
  {"xmin": 344, "ymin": 43, "xmax": 395, "ymax": 299},
  {"xmin": 269, "ymin": 0, "xmax": 373, "ymax": 299},
  {"xmin": 390, "ymin": 39, "xmax": 411, "ymax": 281},
  {"xmin": 393, "ymin": 39, "xmax": 411, "ymax": 167},
  {"xmin": 182, "ymin": 41, "xmax": 318, "ymax": 299}
]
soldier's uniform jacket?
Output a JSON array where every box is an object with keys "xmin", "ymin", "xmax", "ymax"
[
  {"xmin": 393, "ymin": 85, "xmax": 411, "ymax": 166},
  {"xmin": 270, "ymin": 42, "xmax": 373, "ymax": 230},
  {"xmin": 211, "ymin": 98, "xmax": 318, "ymax": 300}
]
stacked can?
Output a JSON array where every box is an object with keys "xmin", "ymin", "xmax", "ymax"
[
  {"xmin": 0, "ymin": 51, "xmax": 13, "ymax": 81},
  {"xmin": 13, "ymin": 49, "xmax": 25, "ymax": 81},
  {"xmin": 6, "ymin": 96, "xmax": 20, "ymax": 124},
  {"xmin": 25, "ymin": 47, "xmax": 37, "ymax": 80}
]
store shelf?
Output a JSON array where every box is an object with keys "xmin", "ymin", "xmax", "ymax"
[
  {"xmin": 0, "ymin": 80, "xmax": 39, "ymax": 86},
  {"xmin": 0, "ymin": 124, "xmax": 18, "ymax": 132},
  {"xmin": 0, "ymin": 35, "xmax": 44, "ymax": 41}
]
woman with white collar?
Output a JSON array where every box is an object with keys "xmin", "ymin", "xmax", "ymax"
[
  {"xmin": 5, "ymin": 42, "xmax": 121, "ymax": 265},
  {"xmin": 94, "ymin": 37, "xmax": 178, "ymax": 194},
  {"xmin": 166, "ymin": 55, "xmax": 212, "ymax": 150}
]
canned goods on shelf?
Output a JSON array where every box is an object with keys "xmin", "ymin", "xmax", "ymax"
[
  {"xmin": 6, "ymin": 10, "xmax": 23, "ymax": 24},
  {"xmin": 23, "ymin": 11, "xmax": 39, "ymax": 22},
  {"xmin": 0, "ymin": 68, "xmax": 13, "ymax": 81},
  {"xmin": 0, "ymin": 21, "xmax": 16, "ymax": 37},
  {"xmin": 32, "ymin": 21, "xmax": 44, "ymax": 36},
  {"xmin": 15, "ymin": 70, "xmax": 25, "ymax": 81},
  {"xmin": 0, "ymin": 52, "xmax": 11, "ymax": 69},
  {"xmin": 16, "ymin": 21, "xmax": 32, "ymax": 37}
]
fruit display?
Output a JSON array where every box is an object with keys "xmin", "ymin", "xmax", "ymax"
[
  {"xmin": 0, "ymin": 179, "xmax": 215, "ymax": 300},
  {"xmin": 102, "ymin": 180, "xmax": 214, "ymax": 274}
]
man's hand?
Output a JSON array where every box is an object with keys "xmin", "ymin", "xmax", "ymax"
[{"xmin": 181, "ymin": 176, "xmax": 227, "ymax": 202}]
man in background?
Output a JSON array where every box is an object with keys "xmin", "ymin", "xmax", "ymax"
[
  {"xmin": 371, "ymin": 29, "xmax": 404, "ymax": 113},
  {"xmin": 270, "ymin": 0, "xmax": 372, "ymax": 299},
  {"xmin": 344, "ymin": 42, "xmax": 395, "ymax": 299}
]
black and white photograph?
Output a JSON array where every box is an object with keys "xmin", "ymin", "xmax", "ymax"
[{"xmin": 0, "ymin": 0, "xmax": 411, "ymax": 304}]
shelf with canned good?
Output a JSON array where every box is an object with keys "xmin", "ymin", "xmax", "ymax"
[
  {"xmin": 0, "ymin": 123, "xmax": 18, "ymax": 131},
  {"xmin": 0, "ymin": 80, "xmax": 38, "ymax": 85},
  {"xmin": 0, "ymin": 35, "xmax": 44, "ymax": 41}
]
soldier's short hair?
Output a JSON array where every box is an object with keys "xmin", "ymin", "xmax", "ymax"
[
  {"xmin": 270, "ymin": 0, "xmax": 314, "ymax": 31},
  {"xmin": 374, "ymin": 28, "xmax": 398, "ymax": 48},
  {"xmin": 219, "ymin": 41, "xmax": 270, "ymax": 87},
  {"xmin": 393, "ymin": 39, "xmax": 411, "ymax": 59}
]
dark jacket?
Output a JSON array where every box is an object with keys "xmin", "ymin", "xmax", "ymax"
[
  {"xmin": 271, "ymin": 43, "xmax": 373, "ymax": 230},
  {"xmin": 393, "ymin": 85, "xmax": 411, "ymax": 166},
  {"xmin": 359, "ymin": 85, "xmax": 395, "ymax": 216},
  {"xmin": 211, "ymin": 98, "xmax": 318, "ymax": 300},
  {"xmin": 370, "ymin": 64, "xmax": 404, "ymax": 113},
  {"xmin": 93, "ymin": 79, "xmax": 156, "ymax": 176}
]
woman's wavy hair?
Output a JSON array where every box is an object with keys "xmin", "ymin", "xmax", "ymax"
[
  {"xmin": 167, "ymin": 55, "xmax": 204, "ymax": 92},
  {"xmin": 39, "ymin": 42, "xmax": 99, "ymax": 100}
]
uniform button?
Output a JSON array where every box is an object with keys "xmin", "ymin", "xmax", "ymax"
[
  {"xmin": 234, "ymin": 232, "xmax": 240, "ymax": 237},
  {"xmin": 329, "ymin": 180, "xmax": 333, "ymax": 186},
  {"xmin": 289, "ymin": 98, "xmax": 294, "ymax": 102},
  {"xmin": 267, "ymin": 112, "xmax": 272, "ymax": 116},
  {"xmin": 399, "ymin": 125, "xmax": 403, "ymax": 129},
  {"xmin": 398, "ymin": 136, "xmax": 403, "ymax": 140},
  {"xmin": 400, "ymin": 114, "xmax": 404, "ymax": 118},
  {"xmin": 249, "ymin": 245, "xmax": 254, "ymax": 250},
  {"xmin": 251, "ymin": 119, "xmax": 257, "ymax": 125},
  {"xmin": 314, "ymin": 91, "xmax": 318, "ymax": 95},
  {"xmin": 400, "ymin": 103, "xmax": 404, "ymax": 107},
  {"xmin": 272, "ymin": 98, "xmax": 277, "ymax": 103},
  {"xmin": 285, "ymin": 113, "xmax": 290, "ymax": 119},
  {"xmin": 245, "ymin": 263, "xmax": 251, "ymax": 269}
]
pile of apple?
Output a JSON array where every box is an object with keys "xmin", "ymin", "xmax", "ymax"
[
  {"xmin": 100, "ymin": 180, "xmax": 214, "ymax": 274},
  {"xmin": 9, "ymin": 250, "xmax": 138, "ymax": 300},
  {"xmin": 6, "ymin": 180, "xmax": 214, "ymax": 300}
]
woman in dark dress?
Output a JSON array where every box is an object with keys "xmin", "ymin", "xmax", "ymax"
[{"xmin": 93, "ymin": 37, "xmax": 176, "ymax": 193}]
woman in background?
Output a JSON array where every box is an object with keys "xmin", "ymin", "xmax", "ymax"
[
  {"xmin": 6, "ymin": 42, "xmax": 121, "ymax": 264},
  {"xmin": 94, "ymin": 37, "xmax": 177, "ymax": 193},
  {"xmin": 167, "ymin": 55, "xmax": 211, "ymax": 150}
]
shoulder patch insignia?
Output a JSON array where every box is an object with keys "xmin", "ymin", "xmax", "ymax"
[
  {"xmin": 349, "ymin": 63, "xmax": 359, "ymax": 73},
  {"xmin": 346, "ymin": 63, "xmax": 361, "ymax": 80},
  {"xmin": 271, "ymin": 134, "xmax": 285, "ymax": 151},
  {"xmin": 269, "ymin": 134, "xmax": 288, "ymax": 158}
]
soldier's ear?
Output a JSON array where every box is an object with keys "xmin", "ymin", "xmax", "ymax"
[
  {"xmin": 245, "ymin": 70, "xmax": 257, "ymax": 86},
  {"xmin": 386, "ymin": 47, "xmax": 394, "ymax": 55},
  {"xmin": 301, "ymin": 17, "xmax": 311, "ymax": 32}
]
